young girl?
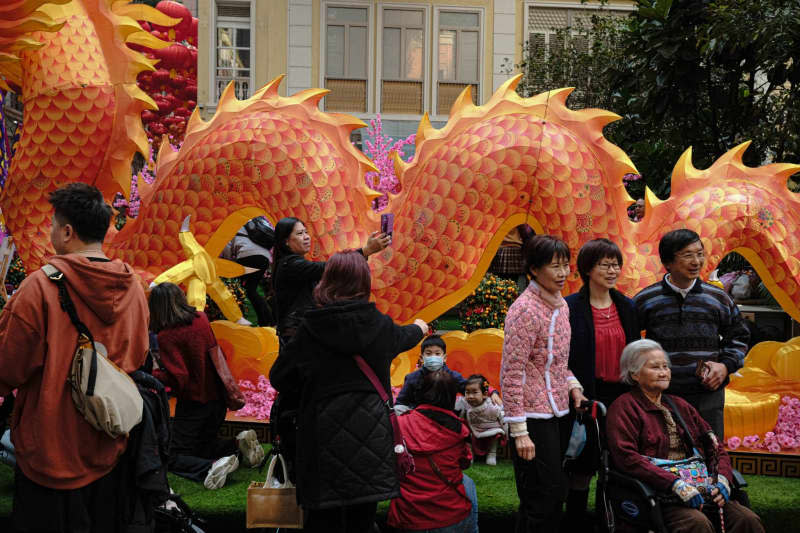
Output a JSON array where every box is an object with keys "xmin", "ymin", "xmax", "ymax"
[
  {"xmin": 149, "ymin": 282, "xmax": 264, "ymax": 489},
  {"xmin": 456, "ymin": 374, "xmax": 506, "ymax": 465}
]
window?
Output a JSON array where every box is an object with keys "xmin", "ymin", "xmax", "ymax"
[
  {"xmin": 324, "ymin": 6, "xmax": 369, "ymax": 112},
  {"xmin": 215, "ymin": 2, "xmax": 252, "ymax": 101},
  {"xmin": 436, "ymin": 10, "xmax": 480, "ymax": 116},
  {"xmin": 381, "ymin": 8, "xmax": 425, "ymax": 115}
]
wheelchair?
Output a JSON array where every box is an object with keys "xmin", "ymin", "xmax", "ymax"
[{"xmin": 579, "ymin": 400, "xmax": 750, "ymax": 533}]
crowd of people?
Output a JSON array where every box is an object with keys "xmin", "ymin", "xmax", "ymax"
[{"xmin": 0, "ymin": 182, "xmax": 769, "ymax": 533}]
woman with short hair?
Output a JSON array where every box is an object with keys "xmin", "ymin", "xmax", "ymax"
[
  {"xmin": 270, "ymin": 251, "xmax": 428, "ymax": 533},
  {"xmin": 563, "ymin": 238, "xmax": 639, "ymax": 526},
  {"xmin": 607, "ymin": 340, "xmax": 764, "ymax": 533}
]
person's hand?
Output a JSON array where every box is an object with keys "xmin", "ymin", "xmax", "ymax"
[
  {"xmin": 490, "ymin": 391, "xmax": 503, "ymax": 407},
  {"xmin": 672, "ymin": 479, "xmax": 704, "ymax": 509},
  {"xmin": 570, "ymin": 388, "xmax": 588, "ymax": 412},
  {"xmin": 515, "ymin": 434, "xmax": 535, "ymax": 461},
  {"xmin": 413, "ymin": 318, "xmax": 429, "ymax": 336},
  {"xmin": 362, "ymin": 231, "xmax": 391, "ymax": 256},
  {"xmin": 702, "ymin": 361, "xmax": 728, "ymax": 390},
  {"xmin": 711, "ymin": 480, "xmax": 729, "ymax": 507}
]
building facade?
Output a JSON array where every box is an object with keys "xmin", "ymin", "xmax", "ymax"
[{"xmin": 196, "ymin": 0, "xmax": 633, "ymax": 140}]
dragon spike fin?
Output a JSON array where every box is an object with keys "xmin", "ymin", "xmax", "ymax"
[
  {"xmin": 581, "ymin": 108, "xmax": 622, "ymax": 129},
  {"xmin": 185, "ymin": 106, "xmax": 206, "ymax": 134},
  {"xmin": 363, "ymin": 187, "xmax": 383, "ymax": 203},
  {"xmin": 451, "ymin": 85, "xmax": 477, "ymax": 115},
  {"xmin": 415, "ymin": 112, "xmax": 434, "ymax": 144},
  {"xmin": 292, "ymin": 87, "xmax": 330, "ymax": 108},
  {"xmin": 644, "ymin": 186, "xmax": 663, "ymax": 211},
  {"xmin": 360, "ymin": 157, "xmax": 379, "ymax": 174},
  {"xmin": 723, "ymin": 141, "xmax": 752, "ymax": 165},
  {"xmin": 498, "ymin": 74, "xmax": 523, "ymax": 96},
  {"xmin": 216, "ymin": 80, "xmax": 239, "ymax": 111},
  {"xmin": 115, "ymin": 3, "xmax": 182, "ymax": 28},
  {"xmin": 155, "ymin": 134, "xmax": 176, "ymax": 176},
  {"xmin": 669, "ymin": 147, "xmax": 699, "ymax": 196},
  {"xmin": 326, "ymin": 112, "xmax": 367, "ymax": 133},
  {"xmin": 392, "ymin": 150, "xmax": 408, "ymax": 182},
  {"xmin": 547, "ymin": 87, "xmax": 574, "ymax": 108},
  {"xmin": 251, "ymin": 74, "xmax": 285, "ymax": 100}
]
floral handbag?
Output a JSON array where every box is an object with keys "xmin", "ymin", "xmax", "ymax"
[{"xmin": 648, "ymin": 451, "xmax": 715, "ymax": 503}]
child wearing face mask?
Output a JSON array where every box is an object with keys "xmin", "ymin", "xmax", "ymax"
[
  {"xmin": 455, "ymin": 375, "xmax": 507, "ymax": 466},
  {"xmin": 395, "ymin": 336, "xmax": 502, "ymax": 415}
]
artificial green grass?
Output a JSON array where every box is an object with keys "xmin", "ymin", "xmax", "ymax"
[{"xmin": 2, "ymin": 451, "xmax": 799, "ymax": 531}]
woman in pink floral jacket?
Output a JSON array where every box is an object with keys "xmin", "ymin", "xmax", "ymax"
[{"xmin": 500, "ymin": 234, "xmax": 587, "ymax": 532}]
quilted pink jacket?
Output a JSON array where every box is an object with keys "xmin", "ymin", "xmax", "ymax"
[{"xmin": 501, "ymin": 281, "xmax": 581, "ymax": 421}]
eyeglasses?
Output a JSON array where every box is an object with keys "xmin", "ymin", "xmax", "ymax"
[
  {"xmin": 676, "ymin": 252, "xmax": 705, "ymax": 262},
  {"xmin": 596, "ymin": 262, "xmax": 621, "ymax": 272}
]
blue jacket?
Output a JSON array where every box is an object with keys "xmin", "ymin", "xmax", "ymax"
[
  {"xmin": 395, "ymin": 365, "xmax": 466, "ymax": 409},
  {"xmin": 565, "ymin": 286, "xmax": 640, "ymax": 399}
]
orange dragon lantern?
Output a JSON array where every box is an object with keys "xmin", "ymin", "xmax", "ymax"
[{"xmin": 3, "ymin": 0, "xmax": 800, "ymax": 331}]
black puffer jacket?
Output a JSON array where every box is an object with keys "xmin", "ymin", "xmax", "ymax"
[{"xmin": 270, "ymin": 300, "xmax": 424, "ymax": 509}]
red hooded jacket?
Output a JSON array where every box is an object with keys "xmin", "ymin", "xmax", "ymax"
[
  {"xmin": 387, "ymin": 404, "xmax": 472, "ymax": 530},
  {"xmin": 0, "ymin": 255, "xmax": 149, "ymax": 489}
]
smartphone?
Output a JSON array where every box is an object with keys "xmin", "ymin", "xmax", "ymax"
[{"xmin": 380, "ymin": 213, "xmax": 394, "ymax": 241}]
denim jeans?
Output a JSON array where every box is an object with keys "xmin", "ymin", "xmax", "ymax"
[
  {"xmin": 0, "ymin": 428, "xmax": 14, "ymax": 467},
  {"xmin": 398, "ymin": 474, "xmax": 479, "ymax": 533}
]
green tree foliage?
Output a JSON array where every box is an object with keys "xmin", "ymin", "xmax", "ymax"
[{"xmin": 510, "ymin": 0, "xmax": 800, "ymax": 198}]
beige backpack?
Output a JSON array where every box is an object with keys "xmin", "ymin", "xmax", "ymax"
[{"xmin": 43, "ymin": 264, "xmax": 143, "ymax": 439}]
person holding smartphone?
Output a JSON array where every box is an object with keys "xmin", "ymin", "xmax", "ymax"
[{"xmin": 271, "ymin": 217, "xmax": 390, "ymax": 345}]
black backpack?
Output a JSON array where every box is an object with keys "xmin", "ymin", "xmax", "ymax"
[{"xmin": 245, "ymin": 217, "xmax": 275, "ymax": 250}]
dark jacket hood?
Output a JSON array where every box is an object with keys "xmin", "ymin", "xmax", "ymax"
[
  {"xmin": 48, "ymin": 255, "xmax": 146, "ymax": 325},
  {"xmin": 301, "ymin": 300, "xmax": 385, "ymax": 355}
]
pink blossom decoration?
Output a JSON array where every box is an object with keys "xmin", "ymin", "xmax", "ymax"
[
  {"xmin": 235, "ymin": 375, "xmax": 277, "ymax": 420},
  {"xmin": 726, "ymin": 436, "xmax": 741, "ymax": 450},
  {"xmin": 360, "ymin": 114, "xmax": 415, "ymax": 212},
  {"xmin": 726, "ymin": 395, "xmax": 800, "ymax": 452}
]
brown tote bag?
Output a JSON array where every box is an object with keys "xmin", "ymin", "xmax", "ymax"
[
  {"xmin": 246, "ymin": 453, "xmax": 304, "ymax": 529},
  {"xmin": 207, "ymin": 344, "xmax": 245, "ymax": 411}
]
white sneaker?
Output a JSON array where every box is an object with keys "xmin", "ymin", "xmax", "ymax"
[
  {"xmin": 204, "ymin": 454, "xmax": 239, "ymax": 490},
  {"xmin": 486, "ymin": 453, "xmax": 497, "ymax": 466},
  {"xmin": 237, "ymin": 429, "xmax": 265, "ymax": 468}
]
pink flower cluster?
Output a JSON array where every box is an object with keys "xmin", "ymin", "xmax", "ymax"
[
  {"xmin": 235, "ymin": 375, "xmax": 277, "ymax": 420},
  {"xmin": 727, "ymin": 396, "xmax": 800, "ymax": 452},
  {"xmin": 113, "ymin": 141, "xmax": 178, "ymax": 218},
  {"xmin": 360, "ymin": 114, "xmax": 415, "ymax": 212}
]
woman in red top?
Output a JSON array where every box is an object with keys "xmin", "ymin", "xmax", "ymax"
[
  {"xmin": 388, "ymin": 370, "xmax": 477, "ymax": 533},
  {"xmin": 564, "ymin": 239, "xmax": 640, "ymax": 527},
  {"xmin": 149, "ymin": 282, "xmax": 264, "ymax": 489}
]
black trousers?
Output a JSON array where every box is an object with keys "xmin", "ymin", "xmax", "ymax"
[
  {"xmin": 304, "ymin": 502, "xmax": 378, "ymax": 533},
  {"xmin": 13, "ymin": 462, "xmax": 125, "ymax": 533},
  {"xmin": 680, "ymin": 388, "xmax": 725, "ymax": 439},
  {"xmin": 168, "ymin": 399, "xmax": 238, "ymax": 482},
  {"xmin": 237, "ymin": 255, "xmax": 273, "ymax": 327},
  {"xmin": 511, "ymin": 416, "xmax": 571, "ymax": 533}
]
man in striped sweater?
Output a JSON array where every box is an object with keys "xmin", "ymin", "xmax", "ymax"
[{"xmin": 633, "ymin": 229, "xmax": 749, "ymax": 438}]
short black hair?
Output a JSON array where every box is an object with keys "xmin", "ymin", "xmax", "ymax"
[
  {"xmin": 48, "ymin": 183, "xmax": 112, "ymax": 243},
  {"xmin": 421, "ymin": 334, "xmax": 446, "ymax": 353},
  {"xmin": 523, "ymin": 234, "xmax": 570, "ymax": 276},
  {"xmin": 419, "ymin": 370, "xmax": 458, "ymax": 409},
  {"xmin": 465, "ymin": 374, "xmax": 489, "ymax": 394},
  {"xmin": 658, "ymin": 229, "xmax": 702, "ymax": 265},
  {"xmin": 577, "ymin": 238, "xmax": 623, "ymax": 284}
]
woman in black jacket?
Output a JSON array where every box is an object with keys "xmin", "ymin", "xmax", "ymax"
[
  {"xmin": 271, "ymin": 217, "xmax": 389, "ymax": 343},
  {"xmin": 563, "ymin": 238, "xmax": 640, "ymax": 527},
  {"xmin": 270, "ymin": 250, "xmax": 428, "ymax": 533}
]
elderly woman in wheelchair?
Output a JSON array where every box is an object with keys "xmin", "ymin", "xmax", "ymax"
[{"xmin": 605, "ymin": 339, "xmax": 764, "ymax": 533}]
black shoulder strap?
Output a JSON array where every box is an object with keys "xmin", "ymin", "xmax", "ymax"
[
  {"xmin": 662, "ymin": 394, "xmax": 697, "ymax": 451},
  {"xmin": 42, "ymin": 264, "xmax": 99, "ymax": 396}
]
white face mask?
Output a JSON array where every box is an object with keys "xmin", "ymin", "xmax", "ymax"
[{"xmin": 422, "ymin": 355, "xmax": 444, "ymax": 371}]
